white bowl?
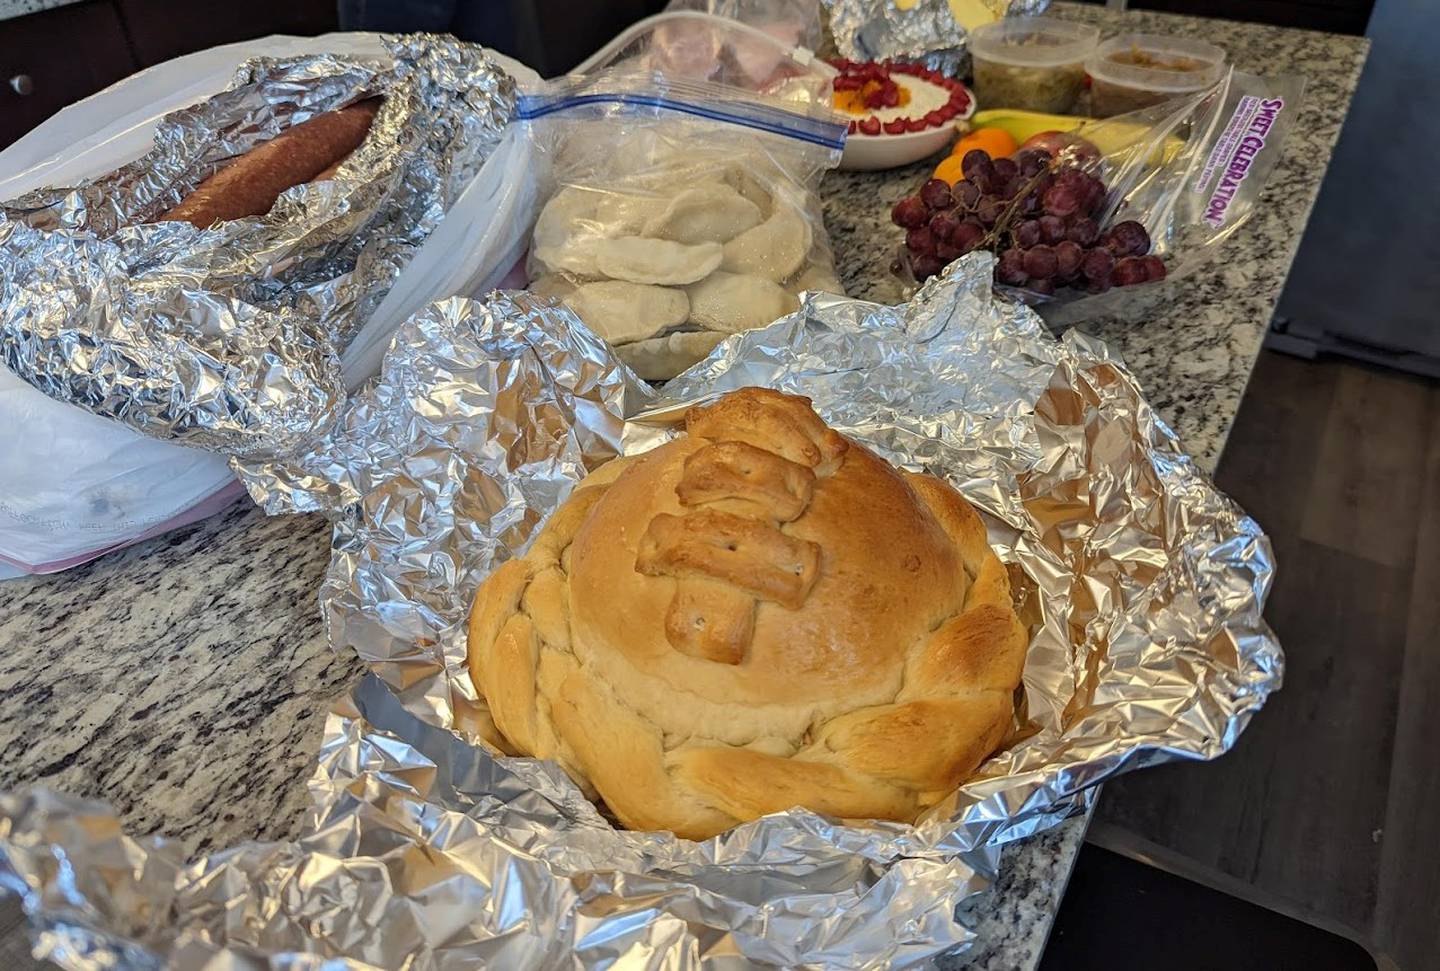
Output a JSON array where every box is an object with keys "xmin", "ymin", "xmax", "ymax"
[{"xmin": 841, "ymin": 123, "xmax": 958, "ymax": 171}]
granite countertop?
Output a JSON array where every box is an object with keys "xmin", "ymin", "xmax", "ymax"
[
  {"xmin": 0, "ymin": 6, "xmax": 1366, "ymax": 969},
  {"xmin": 0, "ymin": 0, "xmax": 83, "ymax": 22}
]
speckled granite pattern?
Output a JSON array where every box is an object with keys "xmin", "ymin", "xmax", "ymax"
[
  {"xmin": 0, "ymin": 503, "xmax": 362, "ymax": 857},
  {"xmin": 0, "ymin": 6, "xmax": 1363, "ymax": 969},
  {"xmin": 0, "ymin": 0, "xmax": 81, "ymax": 21},
  {"xmin": 945, "ymin": 811, "xmax": 1094, "ymax": 970}
]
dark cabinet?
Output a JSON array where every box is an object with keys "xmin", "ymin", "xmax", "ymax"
[
  {"xmin": 465, "ymin": 0, "xmax": 660, "ymax": 75},
  {"xmin": 115, "ymin": 0, "xmax": 338, "ymax": 67},
  {"xmin": 337, "ymin": 0, "xmax": 663, "ymax": 76},
  {"xmin": 0, "ymin": 1, "xmax": 137, "ymax": 150},
  {"xmin": 0, "ymin": 0, "xmax": 340, "ymax": 152}
]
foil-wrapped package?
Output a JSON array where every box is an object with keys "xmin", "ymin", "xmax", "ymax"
[
  {"xmin": 1, "ymin": 254, "xmax": 1281, "ymax": 967},
  {"xmin": 823, "ymin": 0, "xmax": 1051, "ymax": 75},
  {"xmin": 0, "ymin": 34, "xmax": 515, "ymax": 459}
]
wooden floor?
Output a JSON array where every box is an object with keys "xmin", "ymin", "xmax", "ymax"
[{"xmin": 1097, "ymin": 350, "xmax": 1440, "ymax": 971}]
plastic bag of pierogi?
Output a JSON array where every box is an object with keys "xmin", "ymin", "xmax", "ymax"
[{"xmin": 518, "ymin": 68, "xmax": 848, "ymax": 381}]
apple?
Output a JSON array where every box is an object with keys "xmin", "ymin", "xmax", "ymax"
[{"xmin": 1020, "ymin": 130, "xmax": 1102, "ymax": 166}]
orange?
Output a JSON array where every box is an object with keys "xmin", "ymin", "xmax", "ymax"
[
  {"xmin": 833, "ymin": 79, "xmax": 912, "ymax": 115},
  {"xmin": 950, "ymin": 127, "xmax": 1018, "ymax": 161},
  {"xmin": 933, "ymin": 153, "xmax": 968, "ymax": 185}
]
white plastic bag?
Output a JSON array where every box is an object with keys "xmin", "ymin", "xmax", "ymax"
[{"xmin": 0, "ymin": 34, "xmax": 540, "ymax": 575}]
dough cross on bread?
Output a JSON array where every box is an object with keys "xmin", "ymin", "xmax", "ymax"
[
  {"xmin": 635, "ymin": 390, "xmax": 848, "ymax": 664},
  {"xmin": 466, "ymin": 387, "xmax": 1028, "ymax": 839}
]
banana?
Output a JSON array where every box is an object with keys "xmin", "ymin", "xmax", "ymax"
[{"xmin": 968, "ymin": 108, "xmax": 1184, "ymax": 165}]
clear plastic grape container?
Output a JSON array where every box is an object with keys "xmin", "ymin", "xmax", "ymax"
[
  {"xmin": 968, "ymin": 18, "xmax": 1099, "ymax": 115},
  {"xmin": 888, "ymin": 69, "xmax": 1307, "ymax": 325}
]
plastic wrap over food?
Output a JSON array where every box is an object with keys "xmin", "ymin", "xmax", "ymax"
[
  {"xmin": 0, "ymin": 34, "xmax": 515, "ymax": 459},
  {"xmin": 2, "ymin": 254, "xmax": 1282, "ymax": 967},
  {"xmin": 667, "ymin": 0, "xmax": 827, "ymax": 54},
  {"xmin": 577, "ymin": 9, "xmax": 836, "ymax": 105},
  {"xmin": 823, "ymin": 0, "xmax": 1051, "ymax": 76}
]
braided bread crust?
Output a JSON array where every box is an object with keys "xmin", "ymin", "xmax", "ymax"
[{"xmin": 467, "ymin": 389, "xmax": 1026, "ymax": 839}]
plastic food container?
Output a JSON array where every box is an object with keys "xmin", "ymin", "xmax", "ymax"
[
  {"xmin": 1085, "ymin": 33, "xmax": 1227, "ymax": 117},
  {"xmin": 969, "ymin": 18, "xmax": 1099, "ymax": 115}
]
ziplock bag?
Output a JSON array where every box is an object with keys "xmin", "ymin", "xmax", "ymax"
[
  {"xmin": 0, "ymin": 35, "xmax": 538, "ymax": 575},
  {"xmin": 664, "ymin": 0, "xmax": 825, "ymax": 55},
  {"xmin": 896, "ymin": 69, "xmax": 1303, "ymax": 325},
  {"xmin": 518, "ymin": 69, "xmax": 847, "ymax": 381}
]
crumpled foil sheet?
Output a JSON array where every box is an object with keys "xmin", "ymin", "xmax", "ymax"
[
  {"xmin": 823, "ymin": 0, "xmax": 1051, "ymax": 75},
  {"xmin": 0, "ymin": 254, "xmax": 1282, "ymax": 968},
  {"xmin": 0, "ymin": 34, "xmax": 514, "ymax": 459}
]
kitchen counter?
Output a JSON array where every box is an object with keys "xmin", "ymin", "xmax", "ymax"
[
  {"xmin": 0, "ymin": 5, "xmax": 1365, "ymax": 969},
  {"xmin": 0, "ymin": 0, "xmax": 81, "ymax": 20}
]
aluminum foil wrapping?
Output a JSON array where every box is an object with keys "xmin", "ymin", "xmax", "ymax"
[
  {"xmin": 823, "ymin": 0, "xmax": 1051, "ymax": 75},
  {"xmin": 0, "ymin": 254, "xmax": 1282, "ymax": 968},
  {"xmin": 0, "ymin": 34, "xmax": 515, "ymax": 459}
]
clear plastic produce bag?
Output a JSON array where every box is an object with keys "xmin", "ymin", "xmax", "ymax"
[
  {"xmin": 664, "ymin": 0, "xmax": 826, "ymax": 55},
  {"xmin": 518, "ymin": 69, "xmax": 848, "ymax": 381},
  {"xmin": 573, "ymin": 9, "xmax": 835, "ymax": 107},
  {"xmin": 895, "ymin": 69, "xmax": 1304, "ymax": 324}
]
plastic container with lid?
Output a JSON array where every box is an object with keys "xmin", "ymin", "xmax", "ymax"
[
  {"xmin": 968, "ymin": 18, "xmax": 1100, "ymax": 115},
  {"xmin": 1085, "ymin": 33, "xmax": 1227, "ymax": 118}
]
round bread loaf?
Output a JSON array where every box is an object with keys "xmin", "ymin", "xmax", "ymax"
[{"xmin": 467, "ymin": 388, "xmax": 1027, "ymax": 839}]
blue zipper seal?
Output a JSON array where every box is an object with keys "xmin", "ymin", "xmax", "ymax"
[{"xmin": 517, "ymin": 92, "xmax": 847, "ymax": 153}]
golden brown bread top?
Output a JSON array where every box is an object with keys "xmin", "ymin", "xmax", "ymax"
[{"xmin": 467, "ymin": 388, "xmax": 1027, "ymax": 839}]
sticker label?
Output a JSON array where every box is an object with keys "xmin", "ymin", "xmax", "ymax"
[
  {"xmin": 1194, "ymin": 96, "xmax": 1260, "ymax": 195},
  {"xmin": 1198, "ymin": 97, "xmax": 1286, "ymax": 228}
]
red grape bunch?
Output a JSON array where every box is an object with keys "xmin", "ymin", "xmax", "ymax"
[{"xmin": 889, "ymin": 147, "xmax": 1166, "ymax": 295}]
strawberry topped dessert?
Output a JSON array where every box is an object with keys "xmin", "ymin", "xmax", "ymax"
[{"xmin": 830, "ymin": 59, "xmax": 972, "ymax": 137}]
